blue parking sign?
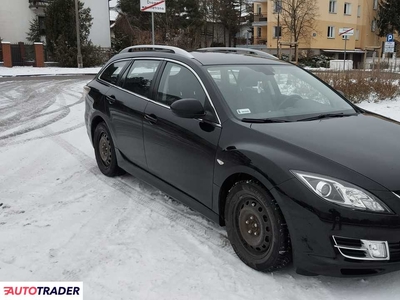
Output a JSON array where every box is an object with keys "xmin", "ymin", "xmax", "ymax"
[{"xmin": 387, "ymin": 34, "xmax": 394, "ymax": 42}]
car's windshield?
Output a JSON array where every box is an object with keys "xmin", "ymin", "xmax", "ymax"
[{"xmin": 206, "ymin": 64, "xmax": 356, "ymax": 121}]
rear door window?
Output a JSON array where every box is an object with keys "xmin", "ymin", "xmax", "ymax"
[
  {"xmin": 100, "ymin": 60, "xmax": 130, "ymax": 85},
  {"xmin": 122, "ymin": 60, "xmax": 161, "ymax": 99}
]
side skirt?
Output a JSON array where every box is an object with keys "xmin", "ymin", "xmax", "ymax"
[{"xmin": 116, "ymin": 150, "xmax": 220, "ymax": 224}]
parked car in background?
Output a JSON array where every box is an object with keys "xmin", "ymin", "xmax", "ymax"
[{"xmin": 84, "ymin": 45, "xmax": 400, "ymax": 277}]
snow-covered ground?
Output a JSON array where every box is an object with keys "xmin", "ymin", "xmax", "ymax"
[
  {"xmin": 0, "ymin": 67, "xmax": 101, "ymax": 77},
  {"xmin": 1, "ymin": 77, "xmax": 400, "ymax": 300}
]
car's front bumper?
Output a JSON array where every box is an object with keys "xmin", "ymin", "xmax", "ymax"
[{"xmin": 273, "ymin": 178, "xmax": 400, "ymax": 277}]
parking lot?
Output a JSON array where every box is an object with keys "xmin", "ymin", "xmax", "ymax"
[{"xmin": 1, "ymin": 76, "xmax": 400, "ymax": 300}]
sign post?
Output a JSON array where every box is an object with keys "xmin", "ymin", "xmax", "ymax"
[
  {"xmin": 339, "ymin": 28, "xmax": 354, "ymax": 71},
  {"xmin": 140, "ymin": 0, "xmax": 166, "ymax": 45}
]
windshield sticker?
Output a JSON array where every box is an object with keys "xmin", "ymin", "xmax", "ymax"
[{"xmin": 237, "ymin": 109, "xmax": 251, "ymax": 115}]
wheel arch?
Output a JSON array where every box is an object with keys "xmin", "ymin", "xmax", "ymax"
[
  {"xmin": 91, "ymin": 116, "xmax": 106, "ymax": 144},
  {"xmin": 218, "ymin": 171, "xmax": 276, "ymax": 226}
]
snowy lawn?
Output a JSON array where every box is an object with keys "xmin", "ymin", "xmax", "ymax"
[
  {"xmin": 0, "ymin": 66, "xmax": 101, "ymax": 77},
  {"xmin": 1, "ymin": 77, "xmax": 400, "ymax": 299}
]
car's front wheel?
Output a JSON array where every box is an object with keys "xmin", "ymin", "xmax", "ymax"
[
  {"xmin": 93, "ymin": 122, "xmax": 124, "ymax": 177},
  {"xmin": 225, "ymin": 180, "xmax": 291, "ymax": 272}
]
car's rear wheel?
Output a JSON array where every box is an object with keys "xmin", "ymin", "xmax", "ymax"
[
  {"xmin": 225, "ymin": 180, "xmax": 291, "ymax": 272},
  {"xmin": 93, "ymin": 122, "xmax": 124, "ymax": 177}
]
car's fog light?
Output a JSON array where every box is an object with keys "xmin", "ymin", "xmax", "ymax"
[{"xmin": 362, "ymin": 240, "xmax": 389, "ymax": 259}]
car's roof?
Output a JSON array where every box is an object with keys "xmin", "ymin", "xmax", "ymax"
[
  {"xmin": 190, "ymin": 51, "xmax": 288, "ymax": 66},
  {"xmin": 112, "ymin": 46, "xmax": 289, "ymax": 67}
]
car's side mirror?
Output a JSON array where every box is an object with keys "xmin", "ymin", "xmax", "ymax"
[{"xmin": 171, "ymin": 98, "xmax": 205, "ymax": 119}]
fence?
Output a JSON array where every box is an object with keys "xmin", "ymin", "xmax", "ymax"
[{"xmin": 9, "ymin": 43, "xmax": 36, "ymax": 66}]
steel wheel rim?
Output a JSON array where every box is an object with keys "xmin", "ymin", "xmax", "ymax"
[
  {"xmin": 236, "ymin": 196, "xmax": 272, "ymax": 255},
  {"xmin": 99, "ymin": 132, "xmax": 112, "ymax": 167}
]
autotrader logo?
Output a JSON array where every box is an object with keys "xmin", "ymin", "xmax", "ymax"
[{"xmin": 0, "ymin": 282, "xmax": 83, "ymax": 300}]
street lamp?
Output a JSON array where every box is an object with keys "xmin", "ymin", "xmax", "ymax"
[{"xmin": 74, "ymin": 0, "xmax": 83, "ymax": 68}]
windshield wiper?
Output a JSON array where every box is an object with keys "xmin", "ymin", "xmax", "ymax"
[
  {"xmin": 296, "ymin": 113, "xmax": 357, "ymax": 122},
  {"xmin": 241, "ymin": 118, "xmax": 292, "ymax": 123}
]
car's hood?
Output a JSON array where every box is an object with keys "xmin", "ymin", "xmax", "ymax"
[{"xmin": 252, "ymin": 112, "xmax": 400, "ymax": 191}]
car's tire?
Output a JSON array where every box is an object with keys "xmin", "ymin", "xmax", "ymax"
[
  {"xmin": 93, "ymin": 122, "xmax": 124, "ymax": 177},
  {"xmin": 225, "ymin": 180, "xmax": 291, "ymax": 272}
]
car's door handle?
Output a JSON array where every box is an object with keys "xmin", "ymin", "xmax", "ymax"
[
  {"xmin": 144, "ymin": 114, "xmax": 158, "ymax": 124},
  {"xmin": 106, "ymin": 95, "xmax": 116, "ymax": 104}
]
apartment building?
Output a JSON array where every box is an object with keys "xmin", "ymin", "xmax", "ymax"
[
  {"xmin": 0, "ymin": 0, "xmax": 111, "ymax": 48},
  {"xmin": 253, "ymin": 0, "xmax": 382, "ymax": 65}
]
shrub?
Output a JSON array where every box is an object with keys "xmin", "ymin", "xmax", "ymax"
[
  {"xmin": 53, "ymin": 37, "xmax": 107, "ymax": 67},
  {"xmin": 315, "ymin": 70, "xmax": 400, "ymax": 103},
  {"xmin": 299, "ymin": 54, "xmax": 333, "ymax": 68}
]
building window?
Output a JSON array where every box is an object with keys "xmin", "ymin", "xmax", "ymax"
[
  {"xmin": 355, "ymin": 29, "xmax": 360, "ymax": 41},
  {"xmin": 257, "ymin": 4, "xmax": 262, "ymax": 15},
  {"xmin": 344, "ymin": 3, "xmax": 351, "ymax": 15},
  {"xmin": 273, "ymin": 26, "xmax": 282, "ymax": 38},
  {"xmin": 357, "ymin": 5, "xmax": 361, "ymax": 18},
  {"xmin": 257, "ymin": 27, "xmax": 262, "ymax": 38},
  {"xmin": 371, "ymin": 20, "xmax": 377, "ymax": 32},
  {"xmin": 273, "ymin": 0, "xmax": 282, "ymax": 13},
  {"xmin": 38, "ymin": 16, "xmax": 46, "ymax": 36},
  {"xmin": 329, "ymin": 0, "xmax": 337, "ymax": 13},
  {"xmin": 327, "ymin": 26, "xmax": 335, "ymax": 38},
  {"xmin": 373, "ymin": 0, "xmax": 378, "ymax": 10}
]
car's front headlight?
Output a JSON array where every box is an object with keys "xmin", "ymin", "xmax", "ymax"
[{"xmin": 292, "ymin": 171, "xmax": 392, "ymax": 213}]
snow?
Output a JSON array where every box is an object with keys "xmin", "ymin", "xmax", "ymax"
[
  {"xmin": 1, "ymin": 76, "xmax": 400, "ymax": 299},
  {"xmin": 0, "ymin": 67, "xmax": 101, "ymax": 78},
  {"xmin": 109, "ymin": 0, "xmax": 118, "ymax": 8},
  {"xmin": 110, "ymin": 9, "xmax": 119, "ymax": 22}
]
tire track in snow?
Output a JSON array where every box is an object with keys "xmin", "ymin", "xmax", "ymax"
[
  {"xmin": 44, "ymin": 129, "xmax": 234, "ymax": 258},
  {"xmin": 0, "ymin": 79, "xmax": 85, "ymax": 141}
]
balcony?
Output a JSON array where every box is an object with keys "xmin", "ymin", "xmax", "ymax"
[
  {"xmin": 253, "ymin": 12, "xmax": 268, "ymax": 27},
  {"xmin": 29, "ymin": 0, "xmax": 49, "ymax": 9}
]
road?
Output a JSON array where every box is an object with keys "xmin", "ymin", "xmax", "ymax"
[{"xmin": 0, "ymin": 76, "xmax": 399, "ymax": 300}]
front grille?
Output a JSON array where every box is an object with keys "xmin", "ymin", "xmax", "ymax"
[
  {"xmin": 334, "ymin": 236, "xmax": 362, "ymax": 248},
  {"xmin": 341, "ymin": 248, "xmax": 367, "ymax": 258}
]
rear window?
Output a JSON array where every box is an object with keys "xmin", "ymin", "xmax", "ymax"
[{"xmin": 100, "ymin": 60, "xmax": 130, "ymax": 85}]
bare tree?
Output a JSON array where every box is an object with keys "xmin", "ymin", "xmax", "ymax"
[{"xmin": 279, "ymin": 0, "xmax": 319, "ymax": 63}]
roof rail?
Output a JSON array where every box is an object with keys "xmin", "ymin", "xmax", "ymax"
[
  {"xmin": 196, "ymin": 47, "xmax": 278, "ymax": 60},
  {"xmin": 120, "ymin": 45, "xmax": 194, "ymax": 59}
]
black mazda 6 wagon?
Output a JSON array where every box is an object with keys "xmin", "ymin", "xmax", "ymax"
[{"xmin": 84, "ymin": 45, "xmax": 400, "ymax": 277}]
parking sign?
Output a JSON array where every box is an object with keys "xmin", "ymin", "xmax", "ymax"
[{"xmin": 387, "ymin": 34, "xmax": 394, "ymax": 42}]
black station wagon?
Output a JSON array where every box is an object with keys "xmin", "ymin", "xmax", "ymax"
[{"xmin": 84, "ymin": 45, "xmax": 400, "ymax": 277}]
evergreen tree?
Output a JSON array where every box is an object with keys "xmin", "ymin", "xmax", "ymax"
[
  {"xmin": 377, "ymin": 0, "xmax": 400, "ymax": 37},
  {"xmin": 44, "ymin": 0, "xmax": 103, "ymax": 67},
  {"xmin": 218, "ymin": 0, "xmax": 240, "ymax": 47},
  {"xmin": 115, "ymin": 0, "xmax": 206, "ymax": 49},
  {"xmin": 45, "ymin": 0, "xmax": 92, "ymax": 54},
  {"xmin": 26, "ymin": 18, "xmax": 42, "ymax": 43}
]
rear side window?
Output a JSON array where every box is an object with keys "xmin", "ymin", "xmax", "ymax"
[
  {"xmin": 100, "ymin": 61, "xmax": 129, "ymax": 85},
  {"xmin": 123, "ymin": 60, "xmax": 161, "ymax": 99},
  {"xmin": 156, "ymin": 62, "xmax": 206, "ymax": 106}
]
